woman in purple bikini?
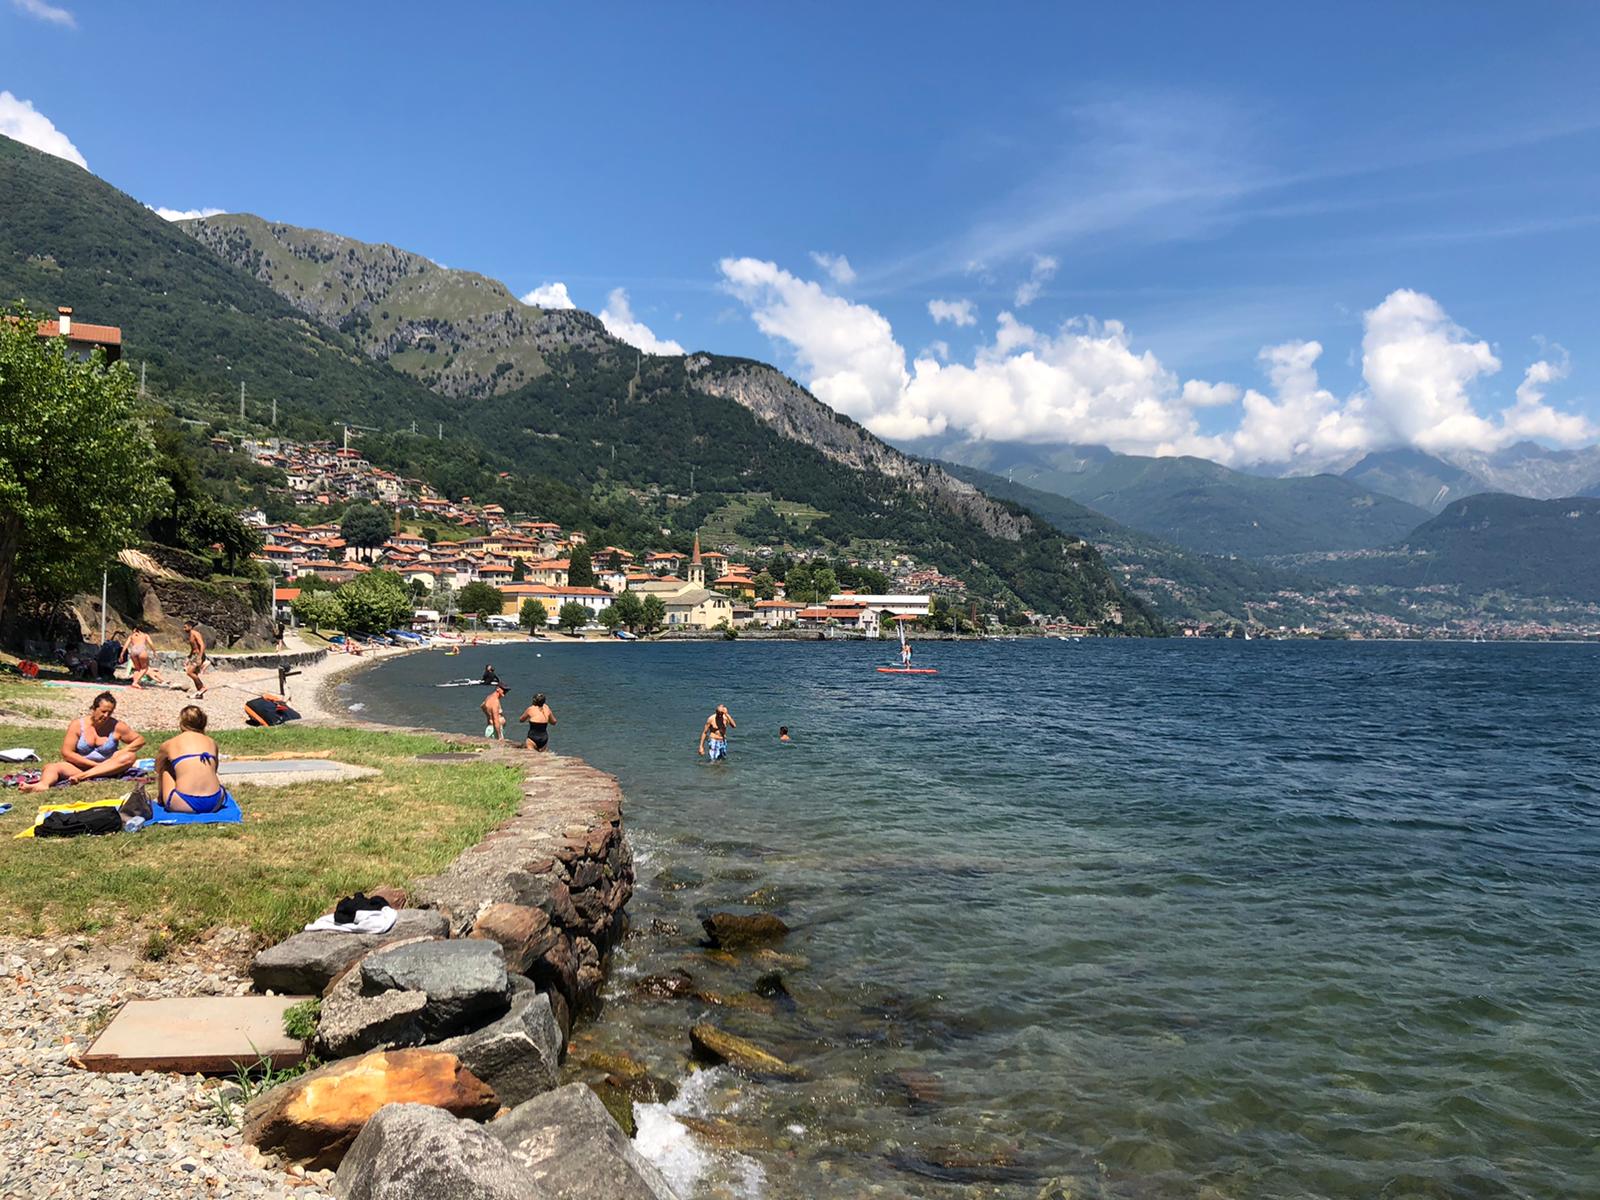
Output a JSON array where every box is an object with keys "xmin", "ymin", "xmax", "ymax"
[
  {"xmin": 20, "ymin": 692, "xmax": 145, "ymax": 793},
  {"xmin": 154, "ymin": 705, "xmax": 232, "ymax": 814}
]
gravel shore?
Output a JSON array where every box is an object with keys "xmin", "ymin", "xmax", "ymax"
[{"xmin": 0, "ymin": 933, "xmax": 335, "ymax": 1199}]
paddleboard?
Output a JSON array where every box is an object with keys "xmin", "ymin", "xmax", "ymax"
[
  {"xmin": 876, "ymin": 667, "xmax": 939, "ymax": 674},
  {"xmin": 435, "ymin": 679, "xmax": 492, "ymax": 688}
]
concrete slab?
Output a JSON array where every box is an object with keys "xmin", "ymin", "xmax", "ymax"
[
  {"xmin": 82, "ymin": 996, "xmax": 313, "ymax": 1074},
  {"xmin": 220, "ymin": 759, "xmax": 378, "ymax": 787},
  {"xmin": 414, "ymin": 754, "xmax": 483, "ymax": 765},
  {"xmin": 220, "ymin": 759, "xmax": 349, "ymax": 775}
]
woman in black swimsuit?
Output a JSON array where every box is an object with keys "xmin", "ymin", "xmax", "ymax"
[{"xmin": 519, "ymin": 692, "xmax": 556, "ymax": 752}]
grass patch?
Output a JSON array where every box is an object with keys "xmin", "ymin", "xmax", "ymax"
[{"xmin": 0, "ymin": 723, "xmax": 524, "ymax": 942}]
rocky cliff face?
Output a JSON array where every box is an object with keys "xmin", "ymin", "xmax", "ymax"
[
  {"xmin": 688, "ymin": 358, "xmax": 1032, "ymax": 542},
  {"xmin": 183, "ymin": 215, "xmax": 615, "ymax": 401}
]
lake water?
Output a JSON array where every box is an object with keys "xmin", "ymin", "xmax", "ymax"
[{"xmin": 347, "ymin": 638, "xmax": 1600, "ymax": 1199}]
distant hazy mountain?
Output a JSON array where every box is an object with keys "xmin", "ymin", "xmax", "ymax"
[
  {"xmin": 1340, "ymin": 448, "xmax": 1489, "ymax": 512},
  {"xmin": 900, "ymin": 437, "xmax": 1429, "ymax": 558},
  {"xmin": 1440, "ymin": 442, "xmax": 1600, "ymax": 502},
  {"xmin": 1293, "ymin": 493, "xmax": 1600, "ymax": 600}
]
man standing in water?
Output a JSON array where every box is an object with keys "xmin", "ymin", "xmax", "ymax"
[
  {"xmin": 480, "ymin": 681, "xmax": 509, "ymax": 740},
  {"xmin": 183, "ymin": 620, "xmax": 208, "ymax": 700},
  {"xmin": 698, "ymin": 704, "xmax": 735, "ymax": 761}
]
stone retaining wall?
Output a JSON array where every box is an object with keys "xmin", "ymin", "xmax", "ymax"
[{"xmin": 151, "ymin": 647, "xmax": 328, "ymax": 672}]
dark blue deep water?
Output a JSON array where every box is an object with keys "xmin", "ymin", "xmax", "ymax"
[{"xmin": 349, "ymin": 639, "xmax": 1600, "ymax": 1199}]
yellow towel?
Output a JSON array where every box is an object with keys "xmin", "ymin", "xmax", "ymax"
[{"xmin": 14, "ymin": 795, "xmax": 123, "ymax": 839}]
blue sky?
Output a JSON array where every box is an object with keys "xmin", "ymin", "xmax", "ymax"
[{"xmin": 4, "ymin": 2, "xmax": 1598, "ymax": 466}]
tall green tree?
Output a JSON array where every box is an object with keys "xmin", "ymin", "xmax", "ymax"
[
  {"xmin": 457, "ymin": 580, "xmax": 505, "ymax": 620},
  {"xmin": 290, "ymin": 589, "xmax": 346, "ymax": 633},
  {"xmin": 0, "ymin": 305, "xmax": 168, "ymax": 618},
  {"xmin": 335, "ymin": 570, "xmax": 411, "ymax": 633},
  {"xmin": 611, "ymin": 589, "xmax": 644, "ymax": 631},
  {"xmin": 519, "ymin": 598, "xmax": 548, "ymax": 631},
  {"xmin": 557, "ymin": 601, "xmax": 588, "ymax": 633},
  {"xmin": 341, "ymin": 503, "xmax": 392, "ymax": 561},
  {"xmin": 598, "ymin": 605, "xmax": 622, "ymax": 632},
  {"xmin": 752, "ymin": 570, "xmax": 777, "ymax": 601},
  {"xmin": 606, "ymin": 550, "xmax": 623, "ymax": 572},
  {"xmin": 640, "ymin": 593, "xmax": 666, "ymax": 633},
  {"xmin": 567, "ymin": 542, "xmax": 596, "ymax": 588}
]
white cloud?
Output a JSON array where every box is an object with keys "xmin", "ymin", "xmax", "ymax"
[
  {"xmin": 149, "ymin": 205, "xmax": 224, "ymax": 222},
  {"xmin": 599, "ymin": 288, "xmax": 684, "ymax": 356},
  {"xmin": 1013, "ymin": 254, "xmax": 1058, "ymax": 308},
  {"xmin": 520, "ymin": 281, "xmax": 576, "ymax": 310},
  {"xmin": 0, "ymin": 90, "xmax": 86, "ymax": 168},
  {"xmin": 12, "ymin": 0, "xmax": 75, "ymax": 27},
  {"xmin": 808, "ymin": 251, "xmax": 856, "ymax": 286},
  {"xmin": 720, "ymin": 255, "xmax": 1596, "ymax": 465},
  {"xmin": 927, "ymin": 298, "xmax": 977, "ymax": 327}
]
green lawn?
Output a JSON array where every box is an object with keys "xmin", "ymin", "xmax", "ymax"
[{"xmin": 0, "ymin": 724, "xmax": 523, "ymax": 943}]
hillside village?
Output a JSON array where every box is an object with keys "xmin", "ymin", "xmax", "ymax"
[{"xmin": 235, "ymin": 433, "xmax": 968, "ymax": 634}]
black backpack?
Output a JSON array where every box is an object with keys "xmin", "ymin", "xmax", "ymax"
[{"xmin": 35, "ymin": 808, "xmax": 123, "ymax": 838}]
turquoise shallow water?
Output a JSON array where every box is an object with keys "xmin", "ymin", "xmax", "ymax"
[{"xmin": 348, "ymin": 639, "xmax": 1600, "ymax": 1199}]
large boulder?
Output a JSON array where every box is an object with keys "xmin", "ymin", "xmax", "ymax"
[
  {"xmin": 689, "ymin": 1024, "xmax": 804, "ymax": 1079},
  {"xmin": 700, "ymin": 912, "xmax": 789, "ymax": 950},
  {"xmin": 333, "ymin": 1103, "xmax": 540, "ymax": 1200},
  {"xmin": 317, "ymin": 980, "xmax": 431, "ymax": 1059},
  {"xmin": 430, "ymin": 979, "xmax": 563, "ymax": 1106},
  {"xmin": 242, "ymin": 1048, "xmax": 498, "ymax": 1170},
  {"xmin": 469, "ymin": 903, "xmax": 561, "ymax": 974},
  {"xmin": 360, "ymin": 940, "xmax": 510, "ymax": 1037},
  {"xmin": 490, "ymin": 1083, "xmax": 677, "ymax": 1200},
  {"xmin": 251, "ymin": 911, "xmax": 451, "ymax": 995}
]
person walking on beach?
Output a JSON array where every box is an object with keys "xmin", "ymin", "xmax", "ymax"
[
  {"xmin": 123, "ymin": 627, "xmax": 163, "ymax": 689},
  {"xmin": 183, "ymin": 620, "xmax": 209, "ymax": 699},
  {"xmin": 481, "ymin": 682, "xmax": 509, "ymax": 740},
  {"xmin": 698, "ymin": 704, "xmax": 735, "ymax": 761},
  {"xmin": 519, "ymin": 692, "xmax": 556, "ymax": 752}
]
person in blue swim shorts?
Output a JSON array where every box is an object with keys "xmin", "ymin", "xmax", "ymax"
[{"xmin": 698, "ymin": 703, "xmax": 736, "ymax": 762}]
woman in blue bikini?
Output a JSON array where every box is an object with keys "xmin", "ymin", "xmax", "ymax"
[
  {"xmin": 155, "ymin": 705, "xmax": 232, "ymax": 814},
  {"xmin": 20, "ymin": 691, "xmax": 145, "ymax": 793}
]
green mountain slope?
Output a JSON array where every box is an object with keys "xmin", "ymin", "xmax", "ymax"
[
  {"xmin": 902, "ymin": 437, "xmax": 1430, "ymax": 558},
  {"xmin": 1293, "ymin": 493, "xmax": 1600, "ymax": 600},
  {"xmin": 0, "ymin": 135, "xmax": 1155, "ymax": 628},
  {"xmin": 1340, "ymin": 448, "xmax": 1487, "ymax": 512}
]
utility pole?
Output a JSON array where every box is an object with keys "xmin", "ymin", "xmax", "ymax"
[
  {"xmin": 138, "ymin": 362, "xmax": 146, "ymax": 397},
  {"xmin": 411, "ymin": 420, "xmax": 417, "ymax": 435},
  {"xmin": 437, "ymin": 423, "xmax": 443, "ymax": 440},
  {"xmin": 239, "ymin": 381, "xmax": 246, "ymax": 421},
  {"xmin": 271, "ymin": 395, "xmax": 277, "ymax": 426}
]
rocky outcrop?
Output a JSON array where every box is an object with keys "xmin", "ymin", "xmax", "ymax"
[
  {"xmin": 241, "ymin": 1049, "xmax": 498, "ymax": 1170},
  {"xmin": 688, "ymin": 358, "xmax": 1033, "ymax": 542},
  {"xmin": 333, "ymin": 1103, "xmax": 535, "ymax": 1200},
  {"xmin": 489, "ymin": 1083, "xmax": 677, "ymax": 1200},
  {"xmin": 701, "ymin": 911, "xmax": 790, "ymax": 949},
  {"xmin": 251, "ymin": 910, "xmax": 451, "ymax": 995}
]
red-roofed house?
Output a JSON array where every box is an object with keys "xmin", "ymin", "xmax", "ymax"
[{"xmin": 26, "ymin": 307, "xmax": 122, "ymax": 362}]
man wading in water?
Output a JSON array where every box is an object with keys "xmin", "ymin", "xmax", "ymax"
[
  {"xmin": 480, "ymin": 682, "xmax": 509, "ymax": 740},
  {"xmin": 698, "ymin": 704, "xmax": 735, "ymax": 762}
]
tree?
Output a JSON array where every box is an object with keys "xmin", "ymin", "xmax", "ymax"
[
  {"xmin": 611, "ymin": 589, "xmax": 644, "ymax": 631},
  {"xmin": 640, "ymin": 594, "xmax": 666, "ymax": 633},
  {"xmin": 0, "ymin": 305, "xmax": 168, "ymax": 617},
  {"xmin": 557, "ymin": 601, "xmax": 588, "ymax": 633},
  {"xmin": 598, "ymin": 605, "xmax": 622, "ymax": 632},
  {"xmin": 606, "ymin": 550, "xmax": 622, "ymax": 572},
  {"xmin": 336, "ymin": 570, "xmax": 412, "ymax": 633},
  {"xmin": 433, "ymin": 581, "xmax": 456, "ymax": 618},
  {"xmin": 810, "ymin": 567, "xmax": 839, "ymax": 604},
  {"xmin": 341, "ymin": 504, "xmax": 392, "ymax": 561},
  {"xmin": 297, "ymin": 572, "xmax": 337, "ymax": 593},
  {"xmin": 567, "ymin": 543, "xmax": 596, "ymax": 588},
  {"xmin": 511, "ymin": 558, "xmax": 526, "ymax": 582},
  {"xmin": 752, "ymin": 570, "xmax": 777, "ymax": 601},
  {"xmin": 407, "ymin": 578, "xmax": 430, "ymax": 601},
  {"xmin": 291, "ymin": 589, "xmax": 346, "ymax": 633},
  {"xmin": 519, "ymin": 598, "xmax": 548, "ymax": 631},
  {"xmin": 457, "ymin": 581, "xmax": 505, "ymax": 621}
]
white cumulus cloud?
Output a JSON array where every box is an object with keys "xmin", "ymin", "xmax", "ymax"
[
  {"xmin": 808, "ymin": 251, "xmax": 856, "ymax": 285},
  {"xmin": 149, "ymin": 205, "xmax": 224, "ymax": 222},
  {"xmin": 520, "ymin": 281, "xmax": 576, "ymax": 309},
  {"xmin": 12, "ymin": 0, "xmax": 75, "ymax": 27},
  {"xmin": 1013, "ymin": 254, "xmax": 1058, "ymax": 308},
  {"xmin": 0, "ymin": 90, "xmax": 86, "ymax": 168},
  {"xmin": 927, "ymin": 298, "xmax": 977, "ymax": 327},
  {"xmin": 599, "ymin": 288, "xmax": 684, "ymax": 356},
  {"xmin": 719, "ymin": 256, "xmax": 1596, "ymax": 466}
]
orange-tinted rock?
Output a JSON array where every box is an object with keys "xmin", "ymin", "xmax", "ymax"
[
  {"xmin": 469, "ymin": 903, "xmax": 559, "ymax": 974},
  {"xmin": 241, "ymin": 1048, "xmax": 498, "ymax": 1170}
]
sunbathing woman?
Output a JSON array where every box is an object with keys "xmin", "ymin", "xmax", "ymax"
[
  {"xmin": 155, "ymin": 705, "xmax": 232, "ymax": 814},
  {"xmin": 21, "ymin": 692, "xmax": 145, "ymax": 793}
]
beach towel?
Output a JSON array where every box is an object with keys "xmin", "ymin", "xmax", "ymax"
[
  {"xmin": 303, "ymin": 906, "xmax": 397, "ymax": 935},
  {"xmin": 14, "ymin": 796, "xmax": 120, "ymax": 838},
  {"xmin": 0, "ymin": 748, "xmax": 40, "ymax": 763},
  {"xmin": 14, "ymin": 792, "xmax": 243, "ymax": 836}
]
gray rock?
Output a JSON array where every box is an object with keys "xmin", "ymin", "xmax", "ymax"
[
  {"xmin": 490, "ymin": 1083, "xmax": 677, "ymax": 1199},
  {"xmin": 316, "ymin": 972, "xmax": 430, "ymax": 1059},
  {"xmin": 430, "ymin": 982, "xmax": 563, "ymax": 1106},
  {"xmin": 333, "ymin": 1103, "xmax": 541, "ymax": 1200},
  {"xmin": 251, "ymin": 911, "xmax": 451, "ymax": 995},
  {"xmin": 361, "ymin": 940, "xmax": 510, "ymax": 1036}
]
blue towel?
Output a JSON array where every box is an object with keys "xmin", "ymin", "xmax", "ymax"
[{"xmin": 147, "ymin": 794, "xmax": 243, "ymax": 826}]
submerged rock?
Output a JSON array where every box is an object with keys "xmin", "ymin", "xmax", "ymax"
[
  {"xmin": 688, "ymin": 1023, "xmax": 804, "ymax": 1079},
  {"xmin": 489, "ymin": 1082, "xmax": 677, "ymax": 1199},
  {"xmin": 753, "ymin": 971, "xmax": 790, "ymax": 999},
  {"xmin": 241, "ymin": 1048, "xmax": 498, "ymax": 1170},
  {"xmin": 334, "ymin": 1103, "xmax": 533, "ymax": 1200},
  {"xmin": 633, "ymin": 968, "xmax": 695, "ymax": 1000},
  {"xmin": 701, "ymin": 912, "xmax": 790, "ymax": 949}
]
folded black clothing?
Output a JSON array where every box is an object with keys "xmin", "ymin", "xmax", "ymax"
[
  {"xmin": 37, "ymin": 808, "xmax": 123, "ymax": 837},
  {"xmin": 333, "ymin": 892, "xmax": 390, "ymax": 923}
]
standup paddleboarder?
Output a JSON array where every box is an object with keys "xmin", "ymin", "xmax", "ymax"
[
  {"xmin": 480, "ymin": 663, "xmax": 503, "ymax": 687},
  {"xmin": 698, "ymin": 704, "xmax": 736, "ymax": 761}
]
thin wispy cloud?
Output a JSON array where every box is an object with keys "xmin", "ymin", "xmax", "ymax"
[
  {"xmin": 11, "ymin": 0, "xmax": 75, "ymax": 28},
  {"xmin": 149, "ymin": 205, "xmax": 224, "ymax": 222}
]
